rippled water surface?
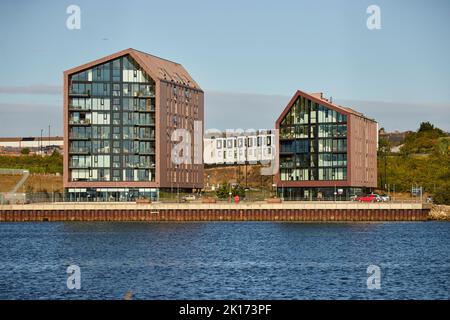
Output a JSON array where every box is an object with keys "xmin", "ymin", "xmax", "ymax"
[{"xmin": 0, "ymin": 222, "xmax": 448, "ymax": 299}]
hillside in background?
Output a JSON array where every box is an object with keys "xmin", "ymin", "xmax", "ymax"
[
  {"xmin": 204, "ymin": 164, "xmax": 273, "ymax": 190},
  {"xmin": 378, "ymin": 122, "xmax": 450, "ymax": 204}
]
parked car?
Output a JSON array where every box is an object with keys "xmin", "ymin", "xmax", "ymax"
[
  {"xmin": 356, "ymin": 194, "xmax": 381, "ymax": 202},
  {"xmin": 349, "ymin": 194, "xmax": 359, "ymax": 201},
  {"xmin": 181, "ymin": 194, "xmax": 196, "ymax": 202},
  {"xmin": 379, "ymin": 194, "xmax": 390, "ymax": 202}
]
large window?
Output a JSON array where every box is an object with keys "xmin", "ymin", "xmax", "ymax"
[
  {"xmin": 279, "ymin": 95, "xmax": 348, "ymax": 181},
  {"xmin": 69, "ymin": 55, "xmax": 156, "ymax": 182}
]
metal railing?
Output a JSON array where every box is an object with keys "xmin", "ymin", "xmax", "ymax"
[{"xmin": 0, "ymin": 188, "xmax": 429, "ymax": 206}]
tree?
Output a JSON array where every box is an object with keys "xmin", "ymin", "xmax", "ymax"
[
  {"xmin": 231, "ymin": 185, "xmax": 245, "ymax": 198},
  {"xmin": 21, "ymin": 148, "xmax": 30, "ymax": 155},
  {"xmin": 216, "ymin": 182, "xmax": 230, "ymax": 199},
  {"xmin": 433, "ymin": 183, "xmax": 450, "ymax": 205},
  {"xmin": 377, "ymin": 135, "xmax": 391, "ymax": 190},
  {"xmin": 418, "ymin": 121, "xmax": 435, "ymax": 132},
  {"xmin": 377, "ymin": 136, "xmax": 391, "ymax": 156},
  {"xmin": 215, "ymin": 182, "xmax": 246, "ymax": 199}
]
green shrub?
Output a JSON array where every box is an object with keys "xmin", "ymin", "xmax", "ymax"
[{"xmin": 433, "ymin": 183, "xmax": 450, "ymax": 205}]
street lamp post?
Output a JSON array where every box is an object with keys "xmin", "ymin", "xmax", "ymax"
[
  {"xmin": 384, "ymin": 152, "xmax": 387, "ymax": 190},
  {"xmin": 40, "ymin": 129, "xmax": 44, "ymax": 155},
  {"xmin": 48, "ymin": 124, "xmax": 51, "ymax": 151}
]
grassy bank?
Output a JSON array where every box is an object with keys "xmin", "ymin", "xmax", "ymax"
[
  {"xmin": 0, "ymin": 151, "xmax": 62, "ymax": 174},
  {"xmin": 0, "ymin": 174, "xmax": 63, "ymax": 193}
]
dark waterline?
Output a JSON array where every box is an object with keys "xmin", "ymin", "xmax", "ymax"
[{"xmin": 0, "ymin": 221, "xmax": 448, "ymax": 300}]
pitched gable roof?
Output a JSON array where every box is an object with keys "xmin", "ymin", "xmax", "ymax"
[
  {"xmin": 276, "ymin": 89, "xmax": 375, "ymax": 126},
  {"xmin": 64, "ymin": 48, "xmax": 202, "ymax": 91}
]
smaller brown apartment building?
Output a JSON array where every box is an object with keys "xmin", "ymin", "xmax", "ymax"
[
  {"xmin": 275, "ymin": 90, "xmax": 378, "ymax": 200},
  {"xmin": 64, "ymin": 48, "xmax": 204, "ymax": 201}
]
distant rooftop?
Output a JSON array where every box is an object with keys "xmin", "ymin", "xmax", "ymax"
[
  {"xmin": 0, "ymin": 136, "xmax": 63, "ymax": 142},
  {"xmin": 204, "ymin": 130, "xmax": 274, "ymax": 139}
]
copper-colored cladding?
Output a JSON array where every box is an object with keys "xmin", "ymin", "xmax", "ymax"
[
  {"xmin": 63, "ymin": 48, "xmax": 204, "ymax": 190},
  {"xmin": 274, "ymin": 90, "xmax": 378, "ymax": 189}
]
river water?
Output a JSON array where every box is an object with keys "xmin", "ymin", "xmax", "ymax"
[{"xmin": 0, "ymin": 221, "xmax": 448, "ymax": 299}]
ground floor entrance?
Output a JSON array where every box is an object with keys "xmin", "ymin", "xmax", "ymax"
[
  {"xmin": 66, "ymin": 188, "xmax": 159, "ymax": 202},
  {"xmin": 277, "ymin": 186, "xmax": 372, "ymax": 201}
]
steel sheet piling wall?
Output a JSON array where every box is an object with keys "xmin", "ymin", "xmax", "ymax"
[{"xmin": 0, "ymin": 207, "xmax": 429, "ymax": 222}]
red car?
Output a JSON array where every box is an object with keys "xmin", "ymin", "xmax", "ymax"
[{"xmin": 356, "ymin": 194, "xmax": 381, "ymax": 202}]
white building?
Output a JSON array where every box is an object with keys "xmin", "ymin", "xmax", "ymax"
[
  {"xmin": 0, "ymin": 136, "xmax": 63, "ymax": 149},
  {"xmin": 204, "ymin": 130, "xmax": 276, "ymax": 165}
]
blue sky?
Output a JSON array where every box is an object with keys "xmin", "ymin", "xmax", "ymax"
[{"xmin": 0, "ymin": 0, "xmax": 449, "ymax": 135}]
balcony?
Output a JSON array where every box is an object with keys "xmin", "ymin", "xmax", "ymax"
[
  {"xmin": 133, "ymin": 121, "xmax": 155, "ymax": 127},
  {"xmin": 139, "ymin": 122, "xmax": 156, "ymax": 127},
  {"xmin": 140, "ymin": 149, "xmax": 155, "ymax": 155},
  {"xmin": 69, "ymin": 135, "xmax": 91, "ymax": 140},
  {"xmin": 69, "ymin": 148, "xmax": 91, "ymax": 154},
  {"xmin": 133, "ymin": 90, "xmax": 155, "ymax": 98},
  {"xmin": 69, "ymin": 119, "xmax": 91, "ymax": 126},
  {"xmin": 130, "ymin": 135, "xmax": 155, "ymax": 141},
  {"xmin": 123, "ymin": 135, "xmax": 138, "ymax": 140},
  {"xmin": 280, "ymin": 162, "xmax": 294, "ymax": 169},
  {"xmin": 124, "ymin": 162, "xmax": 153, "ymax": 169},
  {"xmin": 69, "ymin": 106, "xmax": 91, "ymax": 112},
  {"xmin": 98, "ymin": 147, "xmax": 110, "ymax": 153},
  {"xmin": 124, "ymin": 148, "xmax": 140, "ymax": 154},
  {"xmin": 69, "ymin": 90, "xmax": 91, "ymax": 97},
  {"xmin": 69, "ymin": 164, "xmax": 91, "ymax": 169},
  {"xmin": 136, "ymin": 106, "xmax": 155, "ymax": 112}
]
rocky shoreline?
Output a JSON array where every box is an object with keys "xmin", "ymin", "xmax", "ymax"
[{"xmin": 428, "ymin": 205, "xmax": 450, "ymax": 221}]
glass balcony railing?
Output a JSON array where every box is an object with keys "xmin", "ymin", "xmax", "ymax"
[
  {"xmin": 280, "ymin": 162, "xmax": 295, "ymax": 168},
  {"xmin": 132, "ymin": 90, "xmax": 155, "ymax": 98},
  {"xmin": 69, "ymin": 90, "xmax": 91, "ymax": 97},
  {"xmin": 69, "ymin": 134, "xmax": 91, "ymax": 140},
  {"xmin": 139, "ymin": 135, "xmax": 156, "ymax": 140},
  {"xmin": 140, "ymin": 148, "xmax": 155, "ymax": 154},
  {"xmin": 69, "ymin": 147, "xmax": 91, "ymax": 154},
  {"xmin": 134, "ymin": 105, "xmax": 155, "ymax": 112},
  {"xmin": 132, "ymin": 121, "xmax": 155, "ymax": 126},
  {"xmin": 98, "ymin": 147, "xmax": 110, "ymax": 153},
  {"xmin": 69, "ymin": 119, "xmax": 91, "ymax": 125},
  {"xmin": 124, "ymin": 162, "xmax": 153, "ymax": 169},
  {"xmin": 69, "ymin": 163, "xmax": 91, "ymax": 169},
  {"xmin": 69, "ymin": 105, "xmax": 91, "ymax": 111},
  {"xmin": 123, "ymin": 135, "xmax": 138, "ymax": 140},
  {"xmin": 123, "ymin": 148, "xmax": 140, "ymax": 154}
]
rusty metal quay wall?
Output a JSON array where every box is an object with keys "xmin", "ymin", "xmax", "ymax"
[{"xmin": 0, "ymin": 202, "xmax": 430, "ymax": 222}]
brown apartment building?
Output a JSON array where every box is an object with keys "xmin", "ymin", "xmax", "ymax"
[
  {"xmin": 64, "ymin": 48, "xmax": 204, "ymax": 201},
  {"xmin": 275, "ymin": 90, "xmax": 378, "ymax": 200}
]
